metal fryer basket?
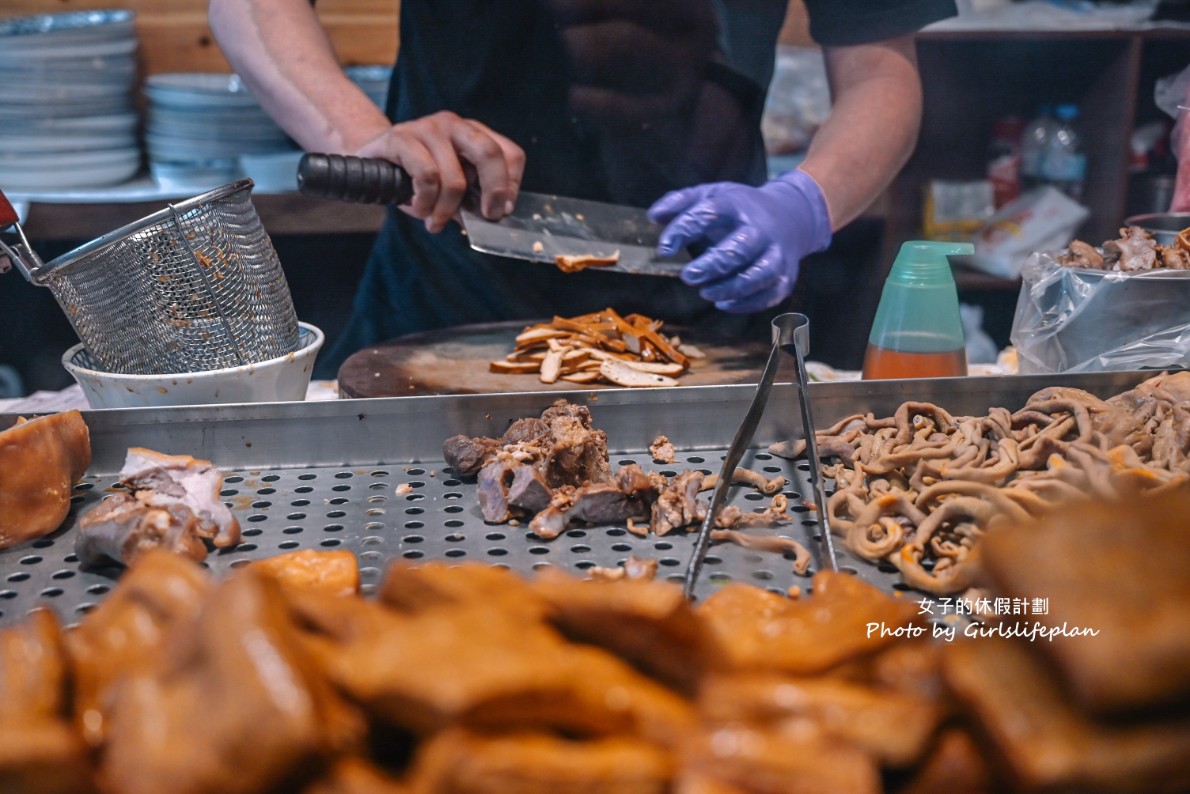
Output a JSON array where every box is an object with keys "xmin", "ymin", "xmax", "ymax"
[{"xmin": 7, "ymin": 179, "xmax": 299, "ymax": 375}]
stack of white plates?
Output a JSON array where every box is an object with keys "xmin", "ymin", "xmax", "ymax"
[
  {"xmin": 345, "ymin": 65, "xmax": 392, "ymax": 109},
  {"xmin": 143, "ymin": 72, "xmax": 298, "ymax": 191},
  {"xmin": 0, "ymin": 9, "xmax": 142, "ymax": 190}
]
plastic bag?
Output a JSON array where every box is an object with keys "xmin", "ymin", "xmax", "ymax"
[
  {"xmin": 961, "ymin": 303, "xmax": 1000, "ymax": 365},
  {"xmin": 1155, "ymin": 63, "xmax": 1190, "ymax": 123},
  {"xmin": 1010, "ymin": 250, "xmax": 1190, "ymax": 374}
]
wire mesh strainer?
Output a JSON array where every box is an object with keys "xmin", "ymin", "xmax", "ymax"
[{"xmin": 0, "ymin": 179, "xmax": 299, "ymax": 375}]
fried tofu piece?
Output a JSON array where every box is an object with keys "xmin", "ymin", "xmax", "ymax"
[
  {"xmin": 378, "ymin": 561, "xmax": 551, "ymax": 624},
  {"xmin": 697, "ymin": 572, "xmax": 923, "ymax": 675},
  {"xmin": 0, "ymin": 610, "xmax": 97, "ymax": 794},
  {"xmin": 251, "ymin": 549, "xmax": 360, "ymax": 597},
  {"xmin": 978, "ymin": 489, "xmax": 1190, "ymax": 717},
  {"xmin": 65, "ymin": 549, "xmax": 213, "ymax": 747},
  {"xmin": 301, "ymin": 757, "xmax": 411, "ymax": 794},
  {"xmin": 895, "ymin": 728, "xmax": 995, "ymax": 794},
  {"xmin": 0, "ymin": 609, "xmax": 69, "ymax": 721},
  {"xmin": 98, "ymin": 568, "xmax": 364, "ymax": 794},
  {"xmin": 698, "ymin": 673, "xmax": 943, "ymax": 769},
  {"xmin": 944, "ymin": 636, "xmax": 1190, "ymax": 793},
  {"xmin": 287, "ymin": 588, "xmax": 696, "ymax": 745},
  {"xmin": 0, "ymin": 410, "xmax": 91, "ymax": 549},
  {"xmin": 408, "ymin": 728, "xmax": 672, "ymax": 794},
  {"xmin": 0, "ymin": 722, "xmax": 98, "ymax": 794},
  {"xmin": 529, "ymin": 568, "xmax": 728, "ymax": 695},
  {"xmin": 675, "ymin": 724, "xmax": 881, "ymax": 794}
]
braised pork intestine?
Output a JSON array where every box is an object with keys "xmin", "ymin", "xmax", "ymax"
[{"xmin": 771, "ymin": 372, "xmax": 1190, "ymax": 594}]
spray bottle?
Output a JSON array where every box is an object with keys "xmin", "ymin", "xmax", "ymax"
[{"xmin": 862, "ymin": 240, "xmax": 973, "ymax": 380}]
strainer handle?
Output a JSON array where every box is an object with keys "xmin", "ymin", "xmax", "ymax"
[
  {"xmin": 0, "ymin": 186, "xmax": 44, "ymax": 279},
  {"xmin": 298, "ymin": 153, "xmax": 413, "ymax": 206},
  {"xmin": 0, "ymin": 186, "xmax": 18, "ymax": 228}
]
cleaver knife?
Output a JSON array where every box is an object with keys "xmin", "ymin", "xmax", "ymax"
[{"xmin": 297, "ymin": 153, "xmax": 687, "ymax": 276}]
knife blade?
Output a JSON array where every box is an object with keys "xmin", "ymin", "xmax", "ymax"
[{"xmin": 298, "ymin": 153, "xmax": 687, "ymax": 277}]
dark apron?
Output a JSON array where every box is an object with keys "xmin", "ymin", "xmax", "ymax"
[{"xmin": 318, "ymin": 0, "xmax": 788, "ymax": 377}]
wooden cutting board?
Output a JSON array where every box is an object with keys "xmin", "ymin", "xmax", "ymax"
[{"xmin": 338, "ymin": 320, "xmax": 771, "ymax": 397}]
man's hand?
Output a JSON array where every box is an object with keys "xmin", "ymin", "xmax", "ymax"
[
  {"xmin": 357, "ymin": 111, "xmax": 526, "ymax": 233},
  {"xmin": 648, "ymin": 169, "xmax": 832, "ymax": 313}
]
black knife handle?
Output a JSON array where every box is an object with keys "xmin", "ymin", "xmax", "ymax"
[{"xmin": 297, "ymin": 153, "xmax": 413, "ymax": 206}]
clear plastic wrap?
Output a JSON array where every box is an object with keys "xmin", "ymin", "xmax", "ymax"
[{"xmin": 1010, "ymin": 250, "xmax": 1190, "ymax": 374}]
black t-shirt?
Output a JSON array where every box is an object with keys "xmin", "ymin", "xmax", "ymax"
[
  {"xmin": 802, "ymin": 0, "xmax": 955, "ymax": 46},
  {"xmin": 318, "ymin": 0, "xmax": 956, "ymax": 376},
  {"xmin": 386, "ymin": 0, "xmax": 953, "ymax": 206}
]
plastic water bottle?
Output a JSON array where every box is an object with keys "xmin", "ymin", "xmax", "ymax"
[
  {"xmin": 862, "ymin": 240, "xmax": 974, "ymax": 380},
  {"xmin": 1019, "ymin": 104, "xmax": 1058, "ymax": 191},
  {"xmin": 1041, "ymin": 103, "xmax": 1087, "ymax": 202}
]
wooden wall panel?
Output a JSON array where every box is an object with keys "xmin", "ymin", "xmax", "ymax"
[
  {"xmin": 1, "ymin": 0, "xmax": 397, "ymax": 75},
  {"xmin": 3, "ymin": 0, "xmax": 808, "ymax": 74}
]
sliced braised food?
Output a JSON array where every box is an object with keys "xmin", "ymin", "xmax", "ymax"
[
  {"xmin": 0, "ymin": 410, "xmax": 91, "ymax": 550},
  {"xmin": 489, "ymin": 308, "xmax": 701, "ymax": 387}
]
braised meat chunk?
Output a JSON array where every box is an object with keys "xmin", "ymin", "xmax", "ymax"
[
  {"xmin": 75, "ymin": 492, "xmax": 210, "ymax": 568},
  {"xmin": 0, "ymin": 410, "xmax": 91, "ymax": 550},
  {"xmin": 74, "ymin": 447, "xmax": 244, "ymax": 568},
  {"xmin": 1061, "ymin": 225, "xmax": 1190, "ymax": 271},
  {"xmin": 118, "ymin": 447, "xmax": 241, "ymax": 548},
  {"xmin": 446, "ymin": 400, "xmax": 615, "ymax": 524}
]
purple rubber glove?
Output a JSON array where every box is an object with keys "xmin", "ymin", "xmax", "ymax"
[{"xmin": 647, "ymin": 169, "xmax": 832, "ymax": 313}]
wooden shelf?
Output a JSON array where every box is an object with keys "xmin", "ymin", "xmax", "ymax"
[
  {"xmin": 19, "ymin": 191, "xmax": 388, "ymax": 243},
  {"xmin": 952, "ymin": 264, "xmax": 1021, "ymax": 292},
  {"xmin": 881, "ymin": 27, "xmax": 1190, "ymax": 288}
]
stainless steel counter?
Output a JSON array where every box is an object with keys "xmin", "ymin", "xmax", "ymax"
[{"xmin": 0, "ymin": 370, "xmax": 1157, "ymax": 627}]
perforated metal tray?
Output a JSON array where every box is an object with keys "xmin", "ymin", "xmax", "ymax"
[{"xmin": 0, "ymin": 370, "xmax": 1153, "ymax": 628}]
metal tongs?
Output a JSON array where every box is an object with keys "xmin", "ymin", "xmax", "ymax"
[{"xmin": 683, "ymin": 312, "xmax": 837, "ymax": 599}]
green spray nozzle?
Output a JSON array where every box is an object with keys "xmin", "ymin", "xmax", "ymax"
[
  {"xmin": 885, "ymin": 240, "xmax": 975, "ymax": 286},
  {"xmin": 866, "ymin": 240, "xmax": 974, "ymax": 360}
]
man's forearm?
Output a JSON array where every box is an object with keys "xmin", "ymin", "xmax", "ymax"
[
  {"xmin": 208, "ymin": 0, "xmax": 391, "ymax": 154},
  {"xmin": 797, "ymin": 35, "xmax": 923, "ymax": 230}
]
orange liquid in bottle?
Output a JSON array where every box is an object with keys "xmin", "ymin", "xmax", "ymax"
[{"xmin": 862, "ymin": 345, "xmax": 967, "ymax": 380}]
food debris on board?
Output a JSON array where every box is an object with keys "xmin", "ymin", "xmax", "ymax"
[
  {"xmin": 649, "ymin": 434, "xmax": 676, "ymax": 463},
  {"xmin": 489, "ymin": 308, "xmax": 702, "ymax": 387}
]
